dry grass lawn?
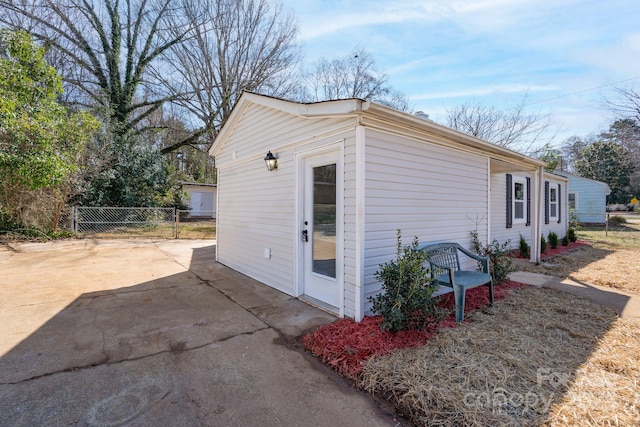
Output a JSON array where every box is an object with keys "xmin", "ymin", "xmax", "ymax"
[
  {"xmin": 518, "ymin": 224, "xmax": 640, "ymax": 294},
  {"xmin": 360, "ymin": 226, "xmax": 640, "ymax": 426}
]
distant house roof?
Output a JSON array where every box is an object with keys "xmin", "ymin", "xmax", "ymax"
[{"xmin": 554, "ymin": 171, "xmax": 611, "ymax": 195}]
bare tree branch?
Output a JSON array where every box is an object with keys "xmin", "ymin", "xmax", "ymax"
[
  {"xmin": 444, "ymin": 96, "xmax": 557, "ymax": 154},
  {"xmin": 303, "ymin": 47, "xmax": 409, "ymax": 111},
  {"xmin": 152, "ymin": 0, "xmax": 302, "ymax": 153},
  {"xmin": 605, "ymin": 86, "xmax": 640, "ymax": 123},
  {"xmin": 0, "ymin": 0, "xmax": 192, "ymax": 138}
]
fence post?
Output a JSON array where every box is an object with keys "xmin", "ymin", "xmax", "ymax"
[
  {"xmin": 174, "ymin": 208, "xmax": 179, "ymax": 239},
  {"xmin": 605, "ymin": 212, "xmax": 609, "ymax": 236},
  {"xmin": 72, "ymin": 206, "xmax": 77, "ymax": 237}
]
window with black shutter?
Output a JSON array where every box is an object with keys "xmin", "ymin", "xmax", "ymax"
[
  {"xmin": 544, "ymin": 181, "xmax": 550, "ymax": 224},
  {"xmin": 506, "ymin": 174, "xmax": 512, "ymax": 229},
  {"xmin": 557, "ymin": 184, "xmax": 562, "ymax": 224},
  {"xmin": 526, "ymin": 177, "xmax": 531, "ymax": 226}
]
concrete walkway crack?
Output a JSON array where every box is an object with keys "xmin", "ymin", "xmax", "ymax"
[{"xmin": 1, "ymin": 326, "xmax": 272, "ymax": 386}]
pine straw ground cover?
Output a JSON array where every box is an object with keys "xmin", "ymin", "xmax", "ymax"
[
  {"xmin": 303, "ymin": 238, "xmax": 640, "ymax": 426},
  {"xmin": 360, "ymin": 287, "xmax": 640, "ymax": 426}
]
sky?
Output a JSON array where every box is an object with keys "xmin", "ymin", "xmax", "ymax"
[{"xmin": 280, "ymin": 0, "xmax": 640, "ymax": 152}]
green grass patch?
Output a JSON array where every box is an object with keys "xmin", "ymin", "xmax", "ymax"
[{"xmin": 578, "ymin": 223, "xmax": 640, "ymax": 250}]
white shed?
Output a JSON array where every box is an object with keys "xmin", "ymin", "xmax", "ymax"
[
  {"xmin": 181, "ymin": 182, "xmax": 217, "ymax": 218},
  {"xmin": 209, "ymin": 92, "xmax": 553, "ymax": 320},
  {"xmin": 555, "ymin": 172, "xmax": 611, "ymax": 225}
]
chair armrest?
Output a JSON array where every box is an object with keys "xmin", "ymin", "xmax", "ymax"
[
  {"xmin": 456, "ymin": 244, "xmax": 485, "ymax": 261},
  {"xmin": 427, "ymin": 260, "xmax": 456, "ymax": 286},
  {"xmin": 456, "ymin": 245, "xmax": 490, "ymax": 275}
]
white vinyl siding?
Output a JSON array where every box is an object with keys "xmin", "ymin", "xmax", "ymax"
[
  {"xmin": 218, "ymin": 104, "xmax": 353, "ymax": 166},
  {"xmin": 342, "ymin": 135, "xmax": 359, "ymax": 319},
  {"xmin": 216, "ymin": 156, "xmax": 297, "ymax": 294},
  {"xmin": 361, "ymin": 129, "xmax": 489, "ymax": 312},
  {"xmin": 215, "ymin": 103, "xmax": 355, "ymax": 298}
]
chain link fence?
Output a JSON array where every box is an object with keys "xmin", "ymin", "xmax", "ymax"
[{"xmin": 72, "ymin": 207, "xmax": 215, "ymax": 239}]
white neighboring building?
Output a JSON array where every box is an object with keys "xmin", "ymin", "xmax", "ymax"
[
  {"xmin": 555, "ymin": 172, "xmax": 610, "ymax": 225},
  {"xmin": 181, "ymin": 182, "xmax": 217, "ymax": 218},
  {"xmin": 209, "ymin": 92, "xmax": 557, "ymax": 320}
]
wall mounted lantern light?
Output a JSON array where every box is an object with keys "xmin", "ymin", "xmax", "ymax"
[{"xmin": 264, "ymin": 151, "xmax": 278, "ymax": 171}]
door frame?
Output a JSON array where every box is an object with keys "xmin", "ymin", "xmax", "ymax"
[{"xmin": 295, "ymin": 142, "xmax": 344, "ymax": 316}]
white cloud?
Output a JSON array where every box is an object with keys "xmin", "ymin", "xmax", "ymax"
[
  {"xmin": 290, "ymin": 0, "xmax": 537, "ymax": 40},
  {"xmin": 579, "ymin": 32, "xmax": 640, "ymax": 78}
]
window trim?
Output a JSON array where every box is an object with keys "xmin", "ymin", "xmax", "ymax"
[
  {"xmin": 568, "ymin": 191, "xmax": 577, "ymax": 211},
  {"xmin": 549, "ymin": 186, "xmax": 558, "ymax": 220},
  {"xmin": 512, "ymin": 176, "xmax": 527, "ymax": 224}
]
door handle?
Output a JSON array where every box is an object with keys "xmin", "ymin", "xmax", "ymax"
[{"xmin": 301, "ymin": 229, "xmax": 308, "ymax": 242}]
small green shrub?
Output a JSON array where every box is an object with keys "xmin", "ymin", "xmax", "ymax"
[
  {"xmin": 518, "ymin": 234, "xmax": 530, "ymax": 259},
  {"xmin": 548, "ymin": 231, "xmax": 558, "ymax": 249},
  {"xmin": 540, "ymin": 235, "xmax": 547, "ymax": 253},
  {"xmin": 569, "ymin": 208, "xmax": 581, "ymax": 229},
  {"xmin": 561, "ymin": 234, "xmax": 569, "ymax": 246},
  {"xmin": 567, "ymin": 228, "xmax": 577, "ymax": 243},
  {"xmin": 471, "ymin": 230, "xmax": 517, "ymax": 285},
  {"xmin": 370, "ymin": 230, "xmax": 446, "ymax": 332},
  {"xmin": 608, "ymin": 215, "xmax": 627, "ymax": 225}
]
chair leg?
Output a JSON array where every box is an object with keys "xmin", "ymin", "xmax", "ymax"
[
  {"xmin": 454, "ymin": 286, "xmax": 465, "ymax": 322},
  {"xmin": 488, "ymin": 281, "xmax": 494, "ymax": 306}
]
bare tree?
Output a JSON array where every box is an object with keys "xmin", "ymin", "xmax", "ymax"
[
  {"xmin": 154, "ymin": 0, "xmax": 301, "ymax": 154},
  {"xmin": 605, "ymin": 86, "xmax": 640, "ymax": 122},
  {"xmin": 0, "ymin": 0, "xmax": 193, "ymax": 140},
  {"xmin": 560, "ymin": 135, "xmax": 594, "ymax": 173},
  {"xmin": 304, "ymin": 47, "xmax": 409, "ymax": 111},
  {"xmin": 444, "ymin": 96, "xmax": 557, "ymax": 154}
]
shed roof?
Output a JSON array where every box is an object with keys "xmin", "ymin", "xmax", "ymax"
[
  {"xmin": 180, "ymin": 182, "xmax": 217, "ymax": 187},
  {"xmin": 210, "ymin": 92, "xmax": 547, "ymax": 171}
]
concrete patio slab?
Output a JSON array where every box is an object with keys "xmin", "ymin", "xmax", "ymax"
[{"xmin": 0, "ymin": 239, "xmax": 402, "ymax": 426}]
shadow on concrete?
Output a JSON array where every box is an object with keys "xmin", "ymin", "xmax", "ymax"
[{"xmin": 0, "ymin": 242, "xmax": 396, "ymax": 426}]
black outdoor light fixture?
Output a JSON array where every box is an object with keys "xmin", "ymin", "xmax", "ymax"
[{"xmin": 264, "ymin": 151, "xmax": 278, "ymax": 171}]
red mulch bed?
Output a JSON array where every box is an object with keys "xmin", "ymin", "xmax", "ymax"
[
  {"xmin": 302, "ymin": 281, "xmax": 525, "ymax": 381},
  {"xmin": 512, "ymin": 240, "xmax": 588, "ymax": 260}
]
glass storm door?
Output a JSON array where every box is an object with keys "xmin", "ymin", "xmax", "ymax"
[{"xmin": 302, "ymin": 150, "xmax": 340, "ymax": 309}]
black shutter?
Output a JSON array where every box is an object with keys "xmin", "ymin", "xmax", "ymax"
[
  {"xmin": 557, "ymin": 184, "xmax": 562, "ymax": 224},
  {"xmin": 506, "ymin": 174, "xmax": 513, "ymax": 229},
  {"xmin": 544, "ymin": 181, "xmax": 550, "ymax": 225},
  {"xmin": 526, "ymin": 177, "xmax": 531, "ymax": 226}
]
